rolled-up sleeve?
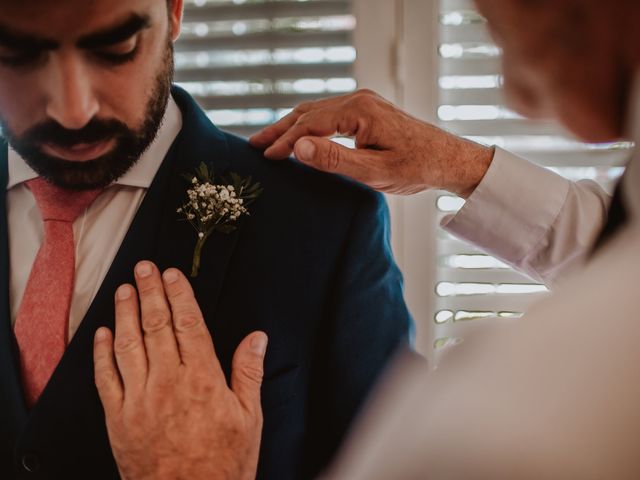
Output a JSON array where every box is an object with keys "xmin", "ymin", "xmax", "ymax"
[{"xmin": 441, "ymin": 148, "xmax": 611, "ymax": 286}]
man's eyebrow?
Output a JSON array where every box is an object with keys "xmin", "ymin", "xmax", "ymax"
[
  {"xmin": 77, "ymin": 14, "xmax": 151, "ymax": 49},
  {"xmin": 0, "ymin": 24, "xmax": 58, "ymax": 51}
]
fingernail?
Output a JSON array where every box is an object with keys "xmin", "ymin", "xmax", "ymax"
[
  {"xmin": 295, "ymin": 139, "xmax": 316, "ymax": 162},
  {"xmin": 95, "ymin": 328, "xmax": 109, "ymax": 342},
  {"xmin": 251, "ymin": 333, "xmax": 268, "ymax": 356},
  {"xmin": 136, "ymin": 261, "xmax": 153, "ymax": 278},
  {"xmin": 117, "ymin": 285, "xmax": 131, "ymax": 300},
  {"xmin": 163, "ymin": 269, "xmax": 179, "ymax": 284}
]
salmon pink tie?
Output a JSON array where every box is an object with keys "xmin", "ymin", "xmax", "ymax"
[{"xmin": 14, "ymin": 177, "xmax": 102, "ymax": 408}]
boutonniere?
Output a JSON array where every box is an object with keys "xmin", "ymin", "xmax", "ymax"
[{"xmin": 177, "ymin": 162, "xmax": 263, "ymax": 277}]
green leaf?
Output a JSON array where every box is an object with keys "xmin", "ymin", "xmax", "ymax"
[
  {"xmin": 229, "ymin": 172, "xmax": 242, "ymax": 185},
  {"xmin": 178, "ymin": 166, "xmax": 263, "ymax": 264}
]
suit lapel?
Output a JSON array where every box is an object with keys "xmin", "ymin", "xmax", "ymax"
[
  {"xmin": 29, "ymin": 86, "xmax": 244, "ymax": 419},
  {"xmin": 0, "ymin": 140, "xmax": 28, "ymax": 446},
  {"xmin": 154, "ymin": 86, "xmax": 242, "ymax": 320}
]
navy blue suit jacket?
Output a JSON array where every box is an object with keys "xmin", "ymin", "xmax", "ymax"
[{"xmin": 0, "ymin": 87, "xmax": 412, "ymax": 479}]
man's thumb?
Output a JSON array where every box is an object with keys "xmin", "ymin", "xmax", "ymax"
[
  {"xmin": 294, "ymin": 137, "xmax": 386, "ymax": 189},
  {"xmin": 231, "ymin": 331, "xmax": 268, "ymax": 412},
  {"xmin": 294, "ymin": 137, "xmax": 355, "ymax": 174}
]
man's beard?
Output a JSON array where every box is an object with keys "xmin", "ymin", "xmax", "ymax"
[{"xmin": 1, "ymin": 44, "xmax": 174, "ymax": 191}]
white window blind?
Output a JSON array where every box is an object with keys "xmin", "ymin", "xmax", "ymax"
[
  {"xmin": 433, "ymin": 0, "xmax": 633, "ymax": 349},
  {"xmin": 175, "ymin": 0, "xmax": 356, "ymax": 138}
]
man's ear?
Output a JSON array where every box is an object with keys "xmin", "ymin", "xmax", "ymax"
[{"xmin": 169, "ymin": 0, "xmax": 184, "ymax": 42}]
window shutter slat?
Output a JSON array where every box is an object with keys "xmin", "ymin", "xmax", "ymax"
[
  {"xmin": 441, "ymin": 0, "xmax": 477, "ymax": 10},
  {"xmin": 176, "ymin": 0, "xmax": 356, "ymax": 137},
  {"xmin": 436, "ymin": 294, "xmax": 546, "ymax": 314},
  {"xmin": 516, "ymin": 150, "xmax": 631, "ymax": 168},
  {"xmin": 442, "ymin": 119, "xmax": 570, "ymax": 137},
  {"xmin": 441, "ymin": 58, "xmax": 501, "ymax": 76},
  {"xmin": 191, "ymin": 92, "xmax": 338, "ymax": 110},
  {"xmin": 437, "ymin": 268, "xmax": 536, "ymax": 284},
  {"xmin": 183, "ymin": 0, "xmax": 351, "ymax": 22},
  {"xmin": 174, "ymin": 63, "xmax": 352, "ymax": 82},
  {"xmin": 432, "ymin": 0, "xmax": 631, "ymax": 345},
  {"xmin": 176, "ymin": 31, "xmax": 352, "ymax": 52},
  {"xmin": 440, "ymin": 24, "xmax": 491, "ymax": 43},
  {"xmin": 441, "ymin": 88, "xmax": 503, "ymax": 105}
]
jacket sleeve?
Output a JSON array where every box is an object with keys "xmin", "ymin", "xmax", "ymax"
[
  {"xmin": 303, "ymin": 188, "xmax": 414, "ymax": 477},
  {"xmin": 442, "ymin": 148, "xmax": 611, "ymax": 287}
]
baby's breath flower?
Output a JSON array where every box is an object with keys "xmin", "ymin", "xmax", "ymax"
[{"xmin": 178, "ymin": 163, "xmax": 263, "ymax": 277}]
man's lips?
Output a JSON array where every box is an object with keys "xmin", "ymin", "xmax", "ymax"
[{"xmin": 41, "ymin": 139, "xmax": 115, "ymax": 162}]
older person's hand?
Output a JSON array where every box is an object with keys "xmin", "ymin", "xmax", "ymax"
[
  {"xmin": 250, "ymin": 89, "xmax": 494, "ymax": 198},
  {"xmin": 93, "ymin": 261, "xmax": 266, "ymax": 480}
]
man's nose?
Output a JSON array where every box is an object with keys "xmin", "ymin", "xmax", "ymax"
[{"xmin": 45, "ymin": 52, "xmax": 99, "ymax": 130}]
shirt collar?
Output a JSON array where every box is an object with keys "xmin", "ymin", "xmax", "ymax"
[{"xmin": 7, "ymin": 94, "xmax": 182, "ymax": 190}]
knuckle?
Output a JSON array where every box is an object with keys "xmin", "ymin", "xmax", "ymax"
[
  {"xmin": 95, "ymin": 367, "xmax": 118, "ymax": 391},
  {"xmin": 167, "ymin": 285, "xmax": 191, "ymax": 303},
  {"xmin": 352, "ymin": 91, "xmax": 378, "ymax": 111},
  {"xmin": 142, "ymin": 308, "xmax": 171, "ymax": 333},
  {"xmin": 261, "ymin": 125, "xmax": 278, "ymax": 137},
  {"xmin": 122, "ymin": 405, "xmax": 146, "ymax": 426},
  {"xmin": 149, "ymin": 377, "xmax": 177, "ymax": 400},
  {"xmin": 114, "ymin": 334, "xmax": 141, "ymax": 355},
  {"xmin": 294, "ymin": 102, "xmax": 312, "ymax": 115},
  {"xmin": 188, "ymin": 376, "xmax": 217, "ymax": 399},
  {"xmin": 324, "ymin": 142, "xmax": 342, "ymax": 172},
  {"xmin": 174, "ymin": 311, "xmax": 204, "ymax": 332},
  {"xmin": 239, "ymin": 364, "xmax": 264, "ymax": 384},
  {"xmin": 294, "ymin": 112, "xmax": 310, "ymax": 128},
  {"xmin": 355, "ymin": 88, "xmax": 376, "ymax": 97},
  {"xmin": 137, "ymin": 281, "xmax": 160, "ymax": 296}
]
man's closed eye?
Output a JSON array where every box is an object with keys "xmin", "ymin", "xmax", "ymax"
[
  {"xmin": 93, "ymin": 38, "xmax": 140, "ymax": 65},
  {"xmin": 0, "ymin": 47, "xmax": 44, "ymax": 68}
]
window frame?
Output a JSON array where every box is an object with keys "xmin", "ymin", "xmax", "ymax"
[{"xmin": 353, "ymin": 0, "xmax": 440, "ymax": 359}]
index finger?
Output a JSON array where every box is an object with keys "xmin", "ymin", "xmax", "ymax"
[
  {"xmin": 161, "ymin": 268, "xmax": 225, "ymax": 376},
  {"xmin": 249, "ymin": 109, "xmax": 302, "ymax": 150},
  {"xmin": 249, "ymin": 95, "xmax": 347, "ymax": 150}
]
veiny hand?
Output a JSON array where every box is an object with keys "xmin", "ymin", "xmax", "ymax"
[
  {"xmin": 250, "ymin": 89, "xmax": 494, "ymax": 198},
  {"xmin": 93, "ymin": 261, "xmax": 267, "ymax": 480}
]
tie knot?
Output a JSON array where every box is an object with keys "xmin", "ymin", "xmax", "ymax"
[{"xmin": 26, "ymin": 177, "xmax": 103, "ymax": 223}]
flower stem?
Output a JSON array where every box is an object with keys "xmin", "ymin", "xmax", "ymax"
[{"xmin": 191, "ymin": 237, "xmax": 206, "ymax": 277}]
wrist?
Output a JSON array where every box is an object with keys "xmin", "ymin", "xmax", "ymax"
[{"xmin": 449, "ymin": 141, "xmax": 495, "ymax": 199}]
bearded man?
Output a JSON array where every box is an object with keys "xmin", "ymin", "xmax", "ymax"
[{"xmin": 0, "ymin": 1, "xmax": 412, "ymax": 478}]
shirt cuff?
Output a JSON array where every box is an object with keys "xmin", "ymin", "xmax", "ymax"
[{"xmin": 441, "ymin": 147, "xmax": 571, "ymax": 266}]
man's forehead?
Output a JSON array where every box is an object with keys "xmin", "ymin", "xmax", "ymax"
[{"xmin": 0, "ymin": 0, "xmax": 163, "ymax": 42}]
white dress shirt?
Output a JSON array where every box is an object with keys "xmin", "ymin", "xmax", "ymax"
[
  {"xmin": 443, "ymin": 148, "xmax": 612, "ymax": 286},
  {"xmin": 7, "ymin": 97, "xmax": 182, "ymax": 340},
  {"xmin": 326, "ymin": 78, "xmax": 640, "ymax": 479}
]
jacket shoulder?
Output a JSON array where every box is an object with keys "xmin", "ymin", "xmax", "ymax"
[{"xmin": 223, "ymin": 132, "xmax": 386, "ymax": 212}]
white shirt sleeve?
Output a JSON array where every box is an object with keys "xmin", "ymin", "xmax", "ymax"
[{"xmin": 441, "ymin": 148, "xmax": 611, "ymax": 286}]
